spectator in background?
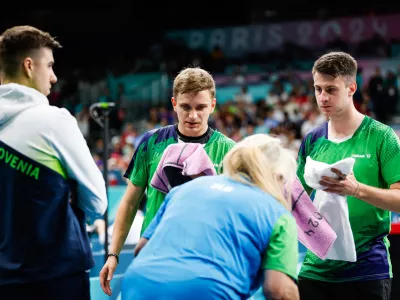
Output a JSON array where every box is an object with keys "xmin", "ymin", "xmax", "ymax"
[
  {"xmin": 368, "ymin": 66, "xmax": 386, "ymax": 122},
  {"xmin": 210, "ymin": 45, "xmax": 225, "ymax": 72},
  {"xmin": 120, "ymin": 123, "xmax": 138, "ymax": 148},
  {"xmin": 116, "ymin": 83, "xmax": 131, "ymax": 109},
  {"xmin": 300, "ymin": 109, "xmax": 325, "ymax": 137},
  {"xmin": 76, "ymin": 105, "xmax": 91, "ymax": 140},
  {"xmin": 234, "ymin": 85, "xmax": 253, "ymax": 104},
  {"xmin": 384, "ymin": 71, "xmax": 399, "ymax": 118}
]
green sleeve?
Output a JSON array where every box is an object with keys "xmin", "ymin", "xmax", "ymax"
[
  {"xmin": 126, "ymin": 137, "xmax": 150, "ymax": 188},
  {"xmin": 262, "ymin": 214, "xmax": 299, "ymax": 280},
  {"xmin": 296, "ymin": 135, "xmax": 312, "ymax": 194},
  {"xmin": 379, "ymin": 128, "xmax": 400, "ymax": 186},
  {"xmin": 211, "ymin": 134, "xmax": 236, "ymax": 174},
  {"xmin": 219, "ymin": 139, "xmax": 236, "ymax": 174}
]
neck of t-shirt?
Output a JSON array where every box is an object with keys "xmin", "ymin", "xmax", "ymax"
[
  {"xmin": 175, "ymin": 124, "xmax": 214, "ymax": 144},
  {"xmin": 328, "ymin": 111, "xmax": 365, "ymax": 138}
]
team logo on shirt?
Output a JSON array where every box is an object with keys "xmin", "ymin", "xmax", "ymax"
[
  {"xmin": 210, "ymin": 183, "xmax": 234, "ymax": 192},
  {"xmin": 351, "ymin": 154, "xmax": 371, "ymax": 159},
  {"xmin": 0, "ymin": 147, "xmax": 40, "ymax": 180}
]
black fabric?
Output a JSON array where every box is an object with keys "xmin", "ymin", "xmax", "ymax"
[
  {"xmin": 164, "ymin": 166, "xmax": 193, "ymax": 189},
  {"xmin": 175, "ymin": 124, "xmax": 214, "ymax": 144},
  {"xmin": 388, "ymin": 234, "xmax": 400, "ymax": 300},
  {"xmin": 0, "ymin": 271, "xmax": 90, "ymax": 300},
  {"xmin": 299, "ymin": 278, "xmax": 392, "ymax": 300}
]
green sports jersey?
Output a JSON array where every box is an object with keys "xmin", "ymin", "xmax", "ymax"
[
  {"xmin": 263, "ymin": 214, "xmax": 299, "ymax": 280},
  {"xmin": 124, "ymin": 125, "xmax": 236, "ymax": 233},
  {"xmin": 297, "ymin": 116, "xmax": 400, "ymax": 282}
]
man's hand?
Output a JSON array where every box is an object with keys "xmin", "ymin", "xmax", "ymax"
[
  {"xmin": 320, "ymin": 168, "xmax": 400, "ymax": 212},
  {"xmin": 99, "ymin": 256, "xmax": 118, "ymax": 296},
  {"xmin": 319, "ymin": 168, "xmax": 360, "ymax": 196}
]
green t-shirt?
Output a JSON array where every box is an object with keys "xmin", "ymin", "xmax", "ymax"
[
  {"xmin": 124, "ymin": 125, "xmax": 236, "ymax": 233},
  {"xmin": 297, "ymin": 116, "xmax": 400, "ymax": 282},
  {"xmin": 263, "ymin": 214, "xmax": 299, "ymax": 280}
]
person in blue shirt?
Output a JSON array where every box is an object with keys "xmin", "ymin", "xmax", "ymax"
[{"xmin": 113, "ymin": 134, "xmax": 300, "ymax": 300}]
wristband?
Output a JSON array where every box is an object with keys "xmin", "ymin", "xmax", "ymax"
[{"xmin": 107, "ymin": 253, "xmax": 119, "ymax": 264}]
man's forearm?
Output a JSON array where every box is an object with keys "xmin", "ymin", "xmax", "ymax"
[
  {"xmin": 357, "ymin": 183, "xmax": 400, "ymax": 213},
  {"xmin": 109, "ymin": 187, "xmax": 143, "ymax": 254},
  {"xmin": 264, "ymin": 280, "xmax": 299, "ymax": 300},
  {"xmin": 263, "ymin": 270, "xmax": 299, "ymax": 300}
]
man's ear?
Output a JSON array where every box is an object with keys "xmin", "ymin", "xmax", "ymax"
[
  {"xmin": 23, "ymin": 57, "xmax": 34, "ymax": 79},
  {"xmin": 171, "ymin": 97, "xmax": 177, "ymax": 111},
  {"xmin": 211, "ymin": 98, "xmax": 216, "ymax": 112},
  {"xmin": 348, "ymin": 81, "xmax": 357, "ymax": 97}
]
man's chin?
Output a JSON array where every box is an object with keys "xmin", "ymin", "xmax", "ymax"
[
  {"xmin": 181, "ymin": 125, "xmax": 205, "ymax": 136},
  {"xmin": 43, "ymin": 89, "xmax": 51, "ymax": 96},
  {"xmin": 185, "ymin": 124, "xmax": 200, "ymax": 130}
]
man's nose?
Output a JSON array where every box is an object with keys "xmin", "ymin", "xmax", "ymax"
[{"xmin": 189, "ymin": 110, "xmax": 198, "ymax": 119}]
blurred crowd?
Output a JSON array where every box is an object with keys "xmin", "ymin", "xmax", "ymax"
[
  {"xmin": 40, "ymin": 21, "xmax": 399, "ymax": 187},
  {"xmin": 57, "ymin": 62, "xmax": 400, "ymax": 187}
]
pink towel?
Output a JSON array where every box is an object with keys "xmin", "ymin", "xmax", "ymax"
[
  {"xmin": 290, "ymin": 177, "xmax": 337, "ymax": 260},
  {"xmin": 150, "ymin": 143, "xmax": 217, "ymax": 194}
]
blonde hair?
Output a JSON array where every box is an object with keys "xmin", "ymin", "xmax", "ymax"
[
  {"xmin": 222, "ymin": 134, "xmax": 297, "ymax": 210},
  {"xmin": 173, "ymin": 67, "xmax": 216, "ymax": 99}
]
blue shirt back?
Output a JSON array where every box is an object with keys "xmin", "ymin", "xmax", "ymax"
[{"xmin": 123, "ymin": 175, "xmax": 292, "ymax": 299}]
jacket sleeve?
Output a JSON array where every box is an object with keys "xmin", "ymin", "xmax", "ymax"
[{"xmin": 50, "ymin": 108, "xmax": 107, "ymax": 221}]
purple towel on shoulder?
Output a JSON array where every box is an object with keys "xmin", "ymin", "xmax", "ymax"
[
  {"xmin": 150, "ymin": 143, "xmax": 217, "ymax": 194},
  {"xmin": 290, "ymin": 177, "xmax": 337, "ymax": 260}
]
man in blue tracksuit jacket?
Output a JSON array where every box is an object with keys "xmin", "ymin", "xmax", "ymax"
[{"xmin": 0, "ymin": 26, "xmax": 107, "ymax": 299}]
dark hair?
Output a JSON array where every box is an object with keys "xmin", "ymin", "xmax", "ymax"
[
  {"xmin": 312, "ymin": 51, "xmax": 357, "ymax": 85},
  {"xmin": 0, "ymin": 26, "xmax": 62, "ymax": 77}
]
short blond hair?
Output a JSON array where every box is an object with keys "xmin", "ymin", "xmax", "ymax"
[
  {"xmin": 173, "ymin": 67, "xmax": 216, "ymax": 99},
  {"xmin": 222, "ymin": 134, "xmax": 297, "ymax": 210}
]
